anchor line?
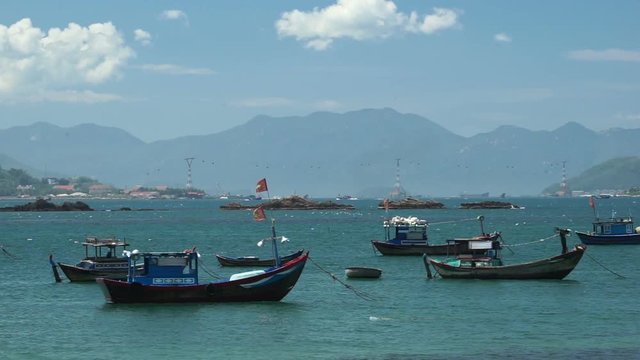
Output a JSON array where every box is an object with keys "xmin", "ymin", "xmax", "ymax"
[
  {"xmin": 307, "ymin": 256, "xmax": 374, "ymax": 301},
  {"xmin": 1, "ymin": 245, "xmax": 17, "ymax": 259},
  {"xmin": 198, "ymin": 261, "xmax": 223, "ymax": 279},
  {"xmin": 502, "ymin": 233, "xmax": 559, "ymax": 247},
  {"xmin": 429, "ymin": 217, "xmax": 479, "ymax": 226},
  {"xmin": 584, "ymin": 252, "xmax": 626, "ymax": 279}
]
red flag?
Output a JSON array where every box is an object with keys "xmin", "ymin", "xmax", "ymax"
[
  {"xmin": 256, "ymin": 178, "xmax": 268, "ymax": 193},
  {"xmin": 589, "ymin": 196, "xmax": 595, "ymax": 209},
  {"xmin": 252, "ymin": 206, "xmax": 266, "ymax": 222},
  {"xmin": 383, "ymin": 198, "xmax": 390, "ymax": 211}
]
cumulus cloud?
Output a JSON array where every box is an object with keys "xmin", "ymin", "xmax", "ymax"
[
  {"xmin": 160, "ymin": 10, "xmax": 189, "ymax": 25},
  {"xmin": 567, "ymin": 48, "xmax": 640, "ymax": 62},
  {"xmin": 494, "ymin": 33, "xmax": 511, "ymax": 43},
  {"xmin": 276, "ymin": 0, "xmax": 460, "ymax": 50},
  {"xmin": 139, "ymin": 64, "xmax": 215, "ymax": 75},
  {"xmin": 134, "ymin": 29, "xmax": 152, "ymax": 46},
  {"xmin": 0, "ymin": 18, "xmax": 134, "ymax": 97}
]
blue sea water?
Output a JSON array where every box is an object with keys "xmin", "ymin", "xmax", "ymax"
[{"xmin": 0, "ymin": 197, "xmax": 638, "ymax": 360}]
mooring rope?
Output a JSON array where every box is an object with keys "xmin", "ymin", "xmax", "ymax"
[
  {"xmin": 308, "ymin": 256, "xmax": 374, "ymax": 301},
  {"xmin": 1, "ymin": 245, "xmax": 17, "ymax": 259},
  {"xmin": 584, "ymin": 252, "xmax": 626, "ymax": 279},
  {"xmin": 198, "ymin": 260, "xmax": 223, "ymax": 279},
  {"xmin": 429, "ymin": 217, "xmax": 479, "ymax": 226},
  {"xmin": 502, "ymin": 233, "xmax": 559, "ymax": 247}
]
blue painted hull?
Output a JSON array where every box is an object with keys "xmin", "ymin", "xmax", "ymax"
[{"xmin": 575, "ymin": 231, "xmax": 640, "ymax": 245}]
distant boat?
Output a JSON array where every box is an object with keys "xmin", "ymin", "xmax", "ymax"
[
  {"xmin": 575, "ymin": 211, "xmax": 640, "ymax": 245},
  {"xmin": 215, "ymin": 249, "xmax": 305, "ymax": 267},
  {"xmin": 424, "ymin": 228, "xmax": 586, "ymax": 280},
  {"xmin": 336, "ymin": 195, "xmax": 358, "ymax": 200}
]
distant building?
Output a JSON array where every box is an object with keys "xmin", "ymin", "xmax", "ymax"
[
  {"xmin": 89, "ymin": 184, "xmax": 114, "ymax": 196},
  {"xmin": 53, "ymin": 184, "xmax": 75, "ymax": 192}
]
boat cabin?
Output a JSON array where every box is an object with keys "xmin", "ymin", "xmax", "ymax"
[
  {"xmin": 82, "ymin": 236, "xmax": 130, "ymax": 260},
  {"xmin": 591, "ymin": 216, "xmax": 635, "ymax": 236},
  {"xmin": 445, "ymin": 239, "xmax": 503, "ymax": 267},
  {"xmin": 127, "ymin": 251, "xmax": 199, "ymax": 286},
  {"xmin": 384, "ymin": 216, "xmax": 428, "ymax": 244}
]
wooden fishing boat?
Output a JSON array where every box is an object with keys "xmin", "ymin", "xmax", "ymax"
[
  {"xmin": 345, "ymin": 267, "xmax": 382, "ymax": 279},
  {"xmin": 57, "ymin": 236, "xmax": 134, "ymax": 282},
  {"xmin": 424, "ymin": 228, "xmax": 586, "ymax": 280},
  {"xmin": 215, "ymin": 249, "xmax": 304, "ymax": 266},
  {"xmin": 575, "ymin": 213, "xmax": 640, "ymax": 245},
  {"xmin": 97, "ymin": 249, "xmax": 308, "ymax": 303},
  {"xmin": 371, "ymin": 215, "xmax": 501, "ymax": 256}
]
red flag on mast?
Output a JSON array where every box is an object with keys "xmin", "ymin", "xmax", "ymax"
[
  {"xmin": 256, "ymin": 178, "xmax": 268, "ymax": 193},
  {"xmin": 589, "ymin": 196, "xmax": 595, "ymax": 209},
  {"xmin": 252, "ymin": 206, "xmax": 266, "ymax": 222}
]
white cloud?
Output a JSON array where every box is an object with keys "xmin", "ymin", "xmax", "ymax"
[
  {"xmin": 567, "ymin": 48, "xmax": 640, "ymax": 62},
  {"xmin": 134, "ymin": 29, "xmax": 152, "ymax": 46},
  {"xmin": 314, "ymin": 99, "xmax": 342, "ymax": 110},
  {"xmin": 230, "ymin": 97, "xmax": 294, "ymax": 108},
  {"xmin": 494, "ymin": 33, "xmax": 512, "ymax": 43},
  {"xmin": 160, "ymin": 10, "xmax": 189, "ymax": 25},
  {"xmin": 0, "ymin": 18, "xmax": 134, "ymax": 95},
  {"xmin": 139, "ymin": 64, "xmax": 215, "ymax": 76},
  {"xmin": 276, "ymin": 0, "xmax": 460, "ymax": 50}
]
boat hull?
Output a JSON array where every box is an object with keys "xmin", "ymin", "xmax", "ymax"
[
  {"xmin": 97, "ymin": 252, "xmax": 308, "ymax": 303},
  {"xmin": 345, "ymin": 267, "xmax": 382, "ymax": 279},
  {"xmin": 215, "ymin": 249, "xmax": 304, "ymax": 266},
  {"xmin": 426, "ymin": 245, "xmax": 586, "ymax": 280},
  {"xmin": 58, "ymin": 262, "xmax": 129, "ymax": 282},
  {"xmin": 575, "ymin": 231, "xmax": 640, "ymax": 245}
]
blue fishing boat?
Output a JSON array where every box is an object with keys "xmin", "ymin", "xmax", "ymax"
[
  {"xmin": 97, "ymin": 247, "xmax": 308, "ymax": 303},
  {"xmin": 575, "ymin": 213, "xmax": 640, "ymax": 245}
]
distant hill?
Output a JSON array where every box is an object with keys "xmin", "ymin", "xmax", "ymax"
[
  {"xmin": 1, "ymin": 109, "xmax": 640, "ymax": 197},
  {"xmin": 543, "ymin": 156, "xmax": 640, "ymax": 193}
]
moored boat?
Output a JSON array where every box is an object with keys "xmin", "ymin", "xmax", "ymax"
[
  {"xmin": 215, "ymin": 249, "xmax": 305, "ymax": 266},
  {"xmin": 424, "ymin": 228, "xmax": 586, "ymax": 280},
  {"xmin": 345, "ymin": 266, "xmax": 382, "ymax": 279},
  {"xmin": 371, "ymin": 215, "xmax": 501, "ymax": 256},
  {"xmin": 57, "ymin": 236, "xmax": 134, "ymax": 282},
  {"xmin": 97, "ymin": 249, "xmax": 309, "ymax": 303},
  {"xmin": 575, "ymin": 212, "xmax": 640, "ymax": 245}
]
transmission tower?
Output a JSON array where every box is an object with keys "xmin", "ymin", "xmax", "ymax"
[
  {"xmin": 389, "ymin": 158, "xmax": 407, "ymax": 199},
  {"xmin": 560, "ymin": 160, "xmax": 569, "ymax": 197},
  {"xmin": 185, "ymin": 157, "xmax": 195, "ymax": 189}
]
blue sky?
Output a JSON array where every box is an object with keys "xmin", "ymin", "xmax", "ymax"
[{"xmin": 1, "ymin": 1, "xmax": 639, "ymax": 142}]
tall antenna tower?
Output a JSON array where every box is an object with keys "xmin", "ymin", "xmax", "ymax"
[
  {"xmin": 185, "ymin": 157, "xmax": 195, "ymax": 189},
  {"xmin": 389, "ymin": 158, "xmax": 407, "ymax": 199},
  {"xmin": 560, "ymin": 160, "xmax": 569, "ymax": 197}
]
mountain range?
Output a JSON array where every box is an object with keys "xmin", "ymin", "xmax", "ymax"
[{"xmin": 1, "ymin": 108, "xmax": 639, "ymax": 197}]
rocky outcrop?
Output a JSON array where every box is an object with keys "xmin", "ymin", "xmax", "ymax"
[
  {"xmin": 459, "ymin": 201, "xmax": 519, "ymax": 209},
  {"xmin": 221, "ymin": 195, "xmax": 354, "ymax": 210},
  {"xmin": 0, "ymin": 199, "xmax": 93, "ymax": 211},
  {"xmin": 378, "ymin": 197, "xmax": 445, "ymax": 209}
]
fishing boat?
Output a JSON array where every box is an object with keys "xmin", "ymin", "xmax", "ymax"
[
  {"xmin": 371, "ymin": 215, "xmax": 501, "ymax": 256},
  {"xmin": 345, "ymin": 266, "xmax": 382, "ymax": 279},
  {"xmin": 56, "ymin": 236, "xmax": 134, "ymax": 282},
  {"xmin": 215, "ymin": 249, "xmax": 305, "ymax": 267},
  {"xmin": 97, "ymin": 246, "xmax": 308, "ymax": 304},
  {"xmin": 575, "ymin": 212, "xmax": 640, "ymax": 245},
  {"xmin": 424, "ymin": 228, "xmax": 586, "ymax": 280}
]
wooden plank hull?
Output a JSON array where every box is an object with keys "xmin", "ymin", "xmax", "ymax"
[
  {"xmin": 97, "ymin": 252, "xmax": 308, "ymax": 303},
  {"xmin": 575, "ymin": 231, "xmax": 640, "ymax": 245},
  {"xmin": 58, "ymin": 262, "xmax": 128, "ymax": 282},
  {"xmin": 215, "ymin": 249, "xmax": 304, "ymax": 266},
  {"xmin": 426, "ymin": 245, "xmax": 586, "ymax": 280}
]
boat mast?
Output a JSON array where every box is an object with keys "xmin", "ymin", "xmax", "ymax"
[{"xmin": 271, "ymin": 219, "xmax": 281, "ymax": 267}]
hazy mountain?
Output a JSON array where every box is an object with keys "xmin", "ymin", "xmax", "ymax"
[
  {"xmin": 1, "ymin": 109, "xmax": 639, "ymax": 197},
  {"xmin": 543, "ymin": 156, "xmax": 640, "ymax": 194}
]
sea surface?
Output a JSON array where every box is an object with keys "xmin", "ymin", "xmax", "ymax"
[{"xmin": 0, "ymin": 197, "xmax": 638, "ymax": 360}]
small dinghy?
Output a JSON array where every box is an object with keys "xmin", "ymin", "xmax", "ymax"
[{"xmin": 345, "ymin": 266, "xmax": 382, "ymax": 279}]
